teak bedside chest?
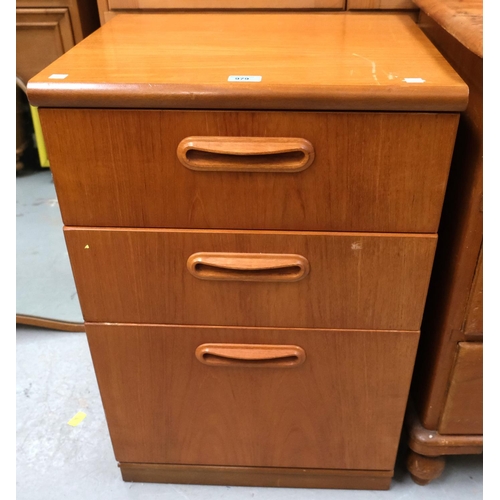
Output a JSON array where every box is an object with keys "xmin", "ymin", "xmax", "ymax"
[{"xmin": 27, "ymin": 13, "xmax": 467, "ymax": 490}]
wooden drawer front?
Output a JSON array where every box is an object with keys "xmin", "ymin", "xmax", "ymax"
[
  {"xmin": 439, "ymin": 342, "xmax": 483, "ymax": 435},
  {"xmin": 65, "ymin": 228, "xmax": 436, "ymax": 330},
  {"xmin": 86, "ymin": 324, "xmax": 419, "ymax": 469},
  {"xmin": 16, "ymin": 8, "xmax": 75, "ymax": 84},
  {"xmin": 107, "ymin": 1, "xmax": 346, "ymax": 9},
  {"xmin": 347, "ymin": 0, "xmax": 415, "ymax": 8},
  {"xmin": 41, "ymin": 109, "xmax": 458, "ymax": 232},
  {"xmin": 464, "ymin": 248, "xmax": 483, "ymax": 338}
]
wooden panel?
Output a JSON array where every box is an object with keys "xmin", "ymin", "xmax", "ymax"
[
  {"xmin": 16, "ymin": 8, "xmax": 74, "ymax": 84},
  {"xmin": 27, "ymin": 14, "xmax": 468, "ymax": 111},
  {"xmin": 96, "ymin": 0, "xmax": 109, "ymax": 25},
  {"xmin": 464, "ymin": 247, "xmax": 483, "ymax": 336},
  {"xmin": 410, "ymin": 11, "xmax": 483, "ymax": 429},
  {"xmin": 439, "ymin": 342, "xmax": 483, "ymax": 435},
  {"xmin": 102, "ymin": 9, "xmax": 117, "ymax": 23},
  {"xmin": 65, "ymin": 228, "xmax": 436, "ymax": 330},
  {"xmin": 16, "ymin": 0, "xmax": 100, "ymax": 42},
  {"xmin": 406, "ymin": 402, "xmax": 483, "ymax": 457},
  {"xmin": 119, "ymin": 463, "xmax": 392, "ymax": 490},
  {"xmin": 41, "ymin": 109, "xmax": 458, "ymax": 233},
  {"xmin": 413, "ymin": 0, "xmax": 482, "ymax": 57},
  {"xmin": 86, "ymin": 324, "xmax": 419, "ymax": 469},
  {"xmin": 108, "ymin": 0, "xmax": 345, "ymax": 8},
  {"xmin": 99, "ymin": 4, "xmax": 419, "ymax": 25},
  {"xmin": 347, "ymin": 0, "xmax": 415, "ymax": 9}
]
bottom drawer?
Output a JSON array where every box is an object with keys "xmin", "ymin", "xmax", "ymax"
[
  {"xmin": 87, "ymin": 324, "xmax": 419, "ymax": 471},
  {"xmin": 439, "ymin": 342, "xmax": 483, "ymax": 435}
]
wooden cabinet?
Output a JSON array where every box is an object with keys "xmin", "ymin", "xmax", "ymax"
[
  {"xmin": 404, "ymin": 0, "xmax": 483, "ymax": 486},
  {"xmin": 27, "ymin": 13, "xmax": 467, "ymax": 490},
  {"xmin": 347, "ymin": 0, "xmax": 416, "ymax": 9},
  {"xmin": 16, "ymin": 8, "xmax": 74, "ymax": 84},
  {"xmin": 16, "ymin": 0, "xmax": 99, "ymax": 170},
  {"xmin": 97, "ymin": 0, "xmax": 347, "ymax": 25},
  {"xmin": 439, "ymin": 342, "xmax": 483, "ymax": 435},
  {"xmin": 345, "ymin": 0, "xmax": 418, "ymax": 22},
  {"xmin": 463, "ymin": 248, "xmax": 483, "ymax": 337},
  {"xmin": 97, "ymin": 0, "xmax": 420, "ymax": 26},
  {"xmin": 16, "ymin": 0, "xmax": 99, "ymax": 85}
]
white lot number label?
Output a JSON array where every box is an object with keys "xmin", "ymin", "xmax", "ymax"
[{"xmin": 228, "ymin": 75, "xmax": 262, "ymax": 82}]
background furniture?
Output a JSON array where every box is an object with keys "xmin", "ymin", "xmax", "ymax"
[
  {"xmin": 16, "ymin": 0, "xmax": 98, "ymax": 332},
  {"xmin": 96, "ymin": 1, "xmax": 346, "ymax": 24},
  {"xmin": 16, "ymin": 0, "xmax": 99, "ymax": 167},
  {"xmin": 346, "ymin": 0, "xmax": 415, "ymax": 9},
  {"xmin": 405, "ymin": 0, "xmax": 483, "ymax": 485},
  {"xmin": 16, "ymin": 78, "xmax": 30, "ymax": 172},
  {"xmin": 346, "ymin": 1, "xmax": 418, "ymax": 21},
  {"xmin": 28, "ymin": 12, "xmax": 466, "ymax": 490},
  {"xmin": 16, "ymin": 0, "xmax": 99, "ymax": 85},
  {"xmin": 96, "ymin": 0, "xmax": 419, "ymax": 25}
]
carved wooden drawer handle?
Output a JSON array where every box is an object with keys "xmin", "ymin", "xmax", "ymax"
[
  {"xmin": 187, "ymin": 252, "xmax": 310, "ymax": 282},
  {"xmin": 177, "ymin": 136, "xmax": 315, "ymax": 172},
  {"xmin": 195, "ymin": 343, "xmax": 306, "ymax": 368}
]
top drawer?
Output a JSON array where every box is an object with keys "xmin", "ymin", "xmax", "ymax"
[{"xmin": 41, "ymin": 109, "xmax": 458, "ymax": 232}]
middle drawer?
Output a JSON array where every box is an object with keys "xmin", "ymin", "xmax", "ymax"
[{"xmin": 65, "ymin": 228, "xmax": 436, "ymax": 330}]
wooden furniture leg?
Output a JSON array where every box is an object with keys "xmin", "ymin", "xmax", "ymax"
[
  {"xmin": 406, "ymin": 450, "xmax": 445, "ymax": 485},
  {"xmin": 405, "ymin": 402, "xmax": 482, "ymax": 485}
]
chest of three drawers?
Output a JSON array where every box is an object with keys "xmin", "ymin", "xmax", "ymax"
[{"xmin": 28, "ymin": 12, "xmax": 467, "ymax": 490}]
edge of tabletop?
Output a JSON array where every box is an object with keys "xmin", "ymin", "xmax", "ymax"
[{"xmin": 26, "ymin": 82, "xmax": 469, "ymax": 112}]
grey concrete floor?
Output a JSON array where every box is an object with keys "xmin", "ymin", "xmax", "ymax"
[{"xmin": 16, "ymin": 167, "xmax": 483, "ymax": 499}]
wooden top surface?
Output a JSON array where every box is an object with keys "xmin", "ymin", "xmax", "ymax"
[
  {"xmin": 27, "ymin": 13, "xmax": 468, "ymax": 111},
  {"xmin": 413, "ymin": 0, "xmax": 483, "ymax": 57}
]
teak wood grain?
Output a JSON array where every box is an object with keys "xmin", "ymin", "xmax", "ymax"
[
  {"xmin": 64, "ymin": 228, "xmax": 436, "ymax": 330},
  {"xmin": 108, "ymin": 0, "xmax": 346, "ymax": 8},
  {"xmin": 16, "ymin": 0, "xmax": 99, "ymax": 43},
  {"xmin": 86, "ymin": 323, "xmax": 419, "ymax": 470},
  {"xmin": 16, "ymin": 8, "xmax": 75, "ymax": 85},
  {"xmin": 40, "ymin": 109, "xmax": 458, "ymax": 232},
  {"xmin": 347, "ymin": 0, "xmax": 415, "ymax": 9},
  {"xmin": 406, "ymin": 451, "xmax": 445, "ymax": 485},
  {"xmin": 27, "ymin": 13, "xmax": 468, "ymax": 111},
  {"xmin": 411, "ymin": 10, "xmax": 482, "ymax": 430},
  {"xmin": 406, "ymin": 402, "xmax": 482, "ymax": 457},
  {"xmin": 16, "ymin": 0, "xmax": 99, "ymax": 84},
  {"xmin": 439, "ymin": 342, "xmax": 483, "ymax": 435},
  {"xmin": 27, "ymin": 10, "xmax": 465, "ymax": 489},
  {"xmin": 463, "ymin": 247, "xmax": 482, "ymax": 337},
  {"xmin": 119, "ymin": 463, "xmax": 392, "ymax": 490},
  {"xmin": 412, "ymin": 0, "xmax": 482, "ymax": 57}
]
